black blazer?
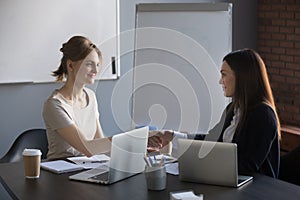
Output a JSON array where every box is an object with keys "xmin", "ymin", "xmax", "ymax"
[{"xmin": 197, "ymin": 103, "xmax": 280, "ymax": 178}]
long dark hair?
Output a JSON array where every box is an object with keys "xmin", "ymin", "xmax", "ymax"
[
  {"xmin": 223, "ymin": 48, "xmax": 281, "ymax": 138},
  {"xmin": 52, "ymin": 35, "xmax": 102, "ymax": 81}
]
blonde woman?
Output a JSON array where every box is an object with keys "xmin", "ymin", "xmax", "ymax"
[{"xmin": 43, "ymin": 36, "xmax": 111, "ymax": 160}]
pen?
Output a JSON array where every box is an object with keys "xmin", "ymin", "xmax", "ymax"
[
  {"xmin": 148, "ymin": 155, "xmax": 154, "ymax": 166},
  {"xmin": 82, "ymin": 160, "xmax": 108, "ymax": 164},
  {"xmin": 159, "ymin": 155, "xmax": 164, "ymax": 166},
  {"xmin": 153, "ymin": 155, "xmax": 157, "ymax": 165},
  {"xmin": 144, "ymin": 156, "xmax": 151, "ymax": 167}
]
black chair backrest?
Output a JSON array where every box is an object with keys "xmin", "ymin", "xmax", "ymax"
[
  {"xmin": 279, "ymin": 145, "xmax": 300, "ymax": 186},
  {"xmin": 0, "ymin": 129, "xmax": 48, "ymax": 163}
]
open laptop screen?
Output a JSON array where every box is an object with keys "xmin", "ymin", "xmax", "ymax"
[{"xmin": 178, "ymin": 139, "xmax": 252, "ymax": 187}]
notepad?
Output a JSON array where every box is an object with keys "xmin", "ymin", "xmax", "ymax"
[
  {"xmin": 67, "ymin": 154, "xmax": 110, "ymax": 169},
  {"xmin": 40, "ymin": 160, "xmax": 84, "ymax": 174},
  {"xmin": 165, "ymin": 162, "xmax": 179, "ymax": 175},
  {"xmin": 170, "ymin": 190, "xmax": 203, "ymax": 200}
]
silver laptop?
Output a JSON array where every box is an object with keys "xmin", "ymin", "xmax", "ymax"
[
  {"xmin": 69, "ymin": 126, "xmax": 149, "ymax": 185},
  {"xmin": 178, "ymin": 139, "xmax": 253, "ymax": 187}
]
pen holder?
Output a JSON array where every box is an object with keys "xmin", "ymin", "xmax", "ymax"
[{"xmin": 145, "ymin": 165, "xmax": 166, "ymax": 190}]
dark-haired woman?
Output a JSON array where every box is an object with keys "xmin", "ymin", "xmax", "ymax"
[
  {"xmin": 149, "ymin": 49, "xmax": 281, "ymax": 178},
  {"xmin": 43, "ymin": 36, "xmax": 111, "ymax": 160}
]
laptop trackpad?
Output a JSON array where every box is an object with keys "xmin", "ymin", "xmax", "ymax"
[{"xmin": 89, "ymin": 171, "xmax": 109, "ymax": 182}]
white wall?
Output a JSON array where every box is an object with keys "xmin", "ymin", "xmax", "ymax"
[
  {"xmin": 0, "ymin": 0, "xmax": 257, "ymax": 157},
  {"xmin": 0, "ymin": 0, "xmax": 118, "ymax": 83}
]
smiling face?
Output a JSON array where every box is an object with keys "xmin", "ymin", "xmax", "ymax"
[
  {"xmin": 219, "ymin": 61, "xmax": 236, "ymax": 97},
  {"xmin": 74, "ymin": 49, "xmax": 101, "ymax": 85}
]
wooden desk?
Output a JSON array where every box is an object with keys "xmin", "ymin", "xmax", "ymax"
[
  {"xmin": 1, "ymin": 162, "xmax": 300, "ymax": 200},
  {"xmin": 281, "ymin": 125, "xmax": 300, "ymax": 153}
]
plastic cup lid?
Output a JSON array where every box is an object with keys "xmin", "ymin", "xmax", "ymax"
[{"xmin": 22, "ymin": 148, "xmax": 42, "ymax": 156}]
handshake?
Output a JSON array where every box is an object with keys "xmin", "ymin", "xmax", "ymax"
[{"xmin": 147, "ymin": 130, "xmax": 175, "ymax": 153}]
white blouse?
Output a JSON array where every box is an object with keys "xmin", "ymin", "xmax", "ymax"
[{"xmin": 222, "ymin": 108, "xmax": 240, "ymax": 143}]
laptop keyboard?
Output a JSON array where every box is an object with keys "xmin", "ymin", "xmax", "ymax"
[
  {"xmin": 238, "ymin": 178, "xmax": 244, "ymax": 184},
  {"xmin": 85, "ymin": 167, "xmax": 108, "ymax": 175},
  {"xmin": 237, "ymin": 175, "xmax": 253, "ymax": 185}
]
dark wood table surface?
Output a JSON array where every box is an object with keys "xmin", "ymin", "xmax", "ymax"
[{"xmin": 1, "ymin": 161, "xmax": 300, "ymax": 200}]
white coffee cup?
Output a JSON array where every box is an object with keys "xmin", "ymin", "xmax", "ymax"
[{"xmin": 22, "ymin": 149, "xmax": 42, "ymax": 179}]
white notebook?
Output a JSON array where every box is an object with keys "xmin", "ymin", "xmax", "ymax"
[
  {"xmin": 41, "ymin": 160, "xmax": 84, "ymax": 174},
  {"xmin": 170, "ymin": 190, "xmax": 203, "ymax": 200}
]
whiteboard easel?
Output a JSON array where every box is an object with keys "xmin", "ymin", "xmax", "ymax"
[{"xmin": 132, "ymin": 3, "xmax": 232, "ymax": 133}]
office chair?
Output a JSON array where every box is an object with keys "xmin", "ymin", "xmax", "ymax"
[
  {"xmin": 279, "ymin": 145, "xmax": 300, "ymax": 186},
  {"xmin": 0, "ymin": 129, "xmax": 48, "ymax": 163}
]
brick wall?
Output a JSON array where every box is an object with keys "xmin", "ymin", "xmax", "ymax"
[{"xmin": 258, "ymin": 0, "xmax": 300, "ymax": 127}]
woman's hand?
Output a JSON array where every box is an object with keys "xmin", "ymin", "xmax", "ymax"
[
  {"xmin": 147, "ymin": 135, "xmax": 163, "ymax": 152},
  {"xmin": 147, "ymin": 130, "xmax": 174, "ymax": 152}
]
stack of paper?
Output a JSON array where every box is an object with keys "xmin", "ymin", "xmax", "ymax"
[
  {"xmin": 149, "ymin": 154, "xmax": 177, "ymax": 164},
  {"xmin": 40, "ymin": 154, "xmax": 110, "ymax": 174},
  {"xmin": 67, "ymin": 154, "xmax": 110, "ymax": 169},
  {"xmin": 170, "ymin": 190, "xmax": 203, "ymax": 200},
  {"xmin": 41, "ymin": 160, "xmax": 83, "ymax": 174},
  {"xmin": 165, "ymin": 162, "xmax": 179, "ymax": 175}
]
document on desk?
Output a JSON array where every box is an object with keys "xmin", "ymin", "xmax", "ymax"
[
  {"xmin": 41, "ymin": 160, "xmax": 84, "ymax": 174},
  {"xmin": 165, "ymin": 162, "xmax": 179, "ymax": 175},
  {"xmin": 67, "ymin": 154, "xmax": 110, "ymax": 169},
  {"xmin": 149, "ymin": 154, "xmax": 177, "ymax": 164},
  {"xmin": 170, "ymin": 190, "xmax": 203, "ymax": 200}
]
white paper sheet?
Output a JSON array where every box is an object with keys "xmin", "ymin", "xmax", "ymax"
[
  {"xmin": 67, "ymin": 154, "xmax": 110, "ymax": 169},
  {"xmin": 165, "ymin": 162, "xmax": 179, "ymax": 175}
]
